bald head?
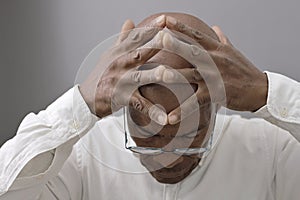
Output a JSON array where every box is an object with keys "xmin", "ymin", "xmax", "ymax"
[{"xmin": 137, "ymin": 12, "xmax": 218, "ymax": 39}]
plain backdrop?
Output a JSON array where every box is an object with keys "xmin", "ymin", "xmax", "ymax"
[{"xmin": 1, "ymin": 0, "xmax": 300, "ymax": 146}]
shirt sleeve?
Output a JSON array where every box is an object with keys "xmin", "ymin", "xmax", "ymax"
[
  {"xmin": 272, "ymin": 127, "xmax": 300, "ymax": 200},
  {"xmin": 0, "ymin": 85, "xmax": 98, "ymax": 198},
  {"xmin": 254, "ymin": 72, "xmax": 300, "ymax": 199},
  {"xmin": 255, "ymin": 71, "xmax": 300, "ymax": 142}
]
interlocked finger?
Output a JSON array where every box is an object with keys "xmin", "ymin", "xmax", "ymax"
[
  {"xmin": 129, "ymin": 91, "xmax": 168, "ymax": 125},
  {"xmin": 110, "ymin": 15, "xmax": 166, "ymax": 59},
  {"xmin": 109, "ymin": 47, "xmax": 165, "ymax": 123},
  {"xmin": 163, "ymin": 32, "xmax": 208, "ymax": 62},
  {"xmin": 111, "ymin": 47, "xmax": 160, "ymax": 71},
  {"xmin": 162, "ymin": 32, "xmax": 214, "ymax": 79},
  {"xmin": 162, "ymin": 67, "xmax": 203, "ymax": 84},
  {"xmin": 167, "ymin": 94, "xmax": 198, "ymax": 125},
  {"xmin": 115, "ymin": 19, "xmax": 135, "ymax": 45},
  {"xmin": 162, "ymin": 32, "xmax": 226, "ymax": 102},
  {"xmin": 166, "ymin": 16, "xmax": 221, "ymax": 50},
  {"xmin": 126, "ymin": 65, "xmax": 166, "ymax": 85},
  {"xmin": 168, "ymin": 83, "xmax": 210, "ymax": 125}
]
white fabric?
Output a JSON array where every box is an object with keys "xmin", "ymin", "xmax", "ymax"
[{"xmin": 0, "ymin": 72, "xmax": 299, "ymax": 200}]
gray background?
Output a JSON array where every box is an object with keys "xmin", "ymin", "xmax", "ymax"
[{"xmin": 1, "ymin": 0, "xmax": 299, "ymax": 146}]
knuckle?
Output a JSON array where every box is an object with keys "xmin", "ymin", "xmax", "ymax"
[
  {"xmin": 191, "ymin": 29, "xmax": 204, "ymax": 41},
  {"xmin": 190, "ymin": 45, "xmax": 202, "ymax": 56},
  {"xmin": 222, "ymin": 56, "xmax": 233, "ymax": 66},
  {"xmin": 123, "ymin": 51, "xmax": 141, "ymax": 68},
  {"xmin": 135, "ymin": 98, "xmax": 150, "ymax": 115},
  {"xmin": 131, "ymin": 71, "xmax": 141, "ymax": 83},
  {"xmin": 177, "ymin": 22, "xmax": 187, "ymax": 33},
  {"xmin": 129, "ymin": 27, "xmax": 158, "ymax": 45},
  {"xmin": 192, "ymin": 68, "xmax": 202, "ymax": 81},
  {"xmin": 131, "ymin": 98, "xmax": 144, "ymax": 112},
  {"xmin": 143, "ymin": 26, "xmax": 157, "ymax": 36},
  {"xmin": 129, "ymin": 30, "xmax": 142, "ymax": 43},
  {"xmin": 132, "ymin": 50, "xmax": 141, "ymax": 61}
]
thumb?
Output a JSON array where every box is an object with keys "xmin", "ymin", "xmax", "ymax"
[{"xmin": 117, "ymin": 19, "xmax": 135, "ymax": 44}]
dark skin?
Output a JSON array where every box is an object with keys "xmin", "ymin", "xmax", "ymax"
[
  {"xmin": 127, "ymin": 13, "xmax": 220, "ymax": 184},
  {"xmin": 80, "ymin": 12, "xmax": 268, "ymax": 184},
  {"xmin": 163, "ymin": 15, "xmax": 268, "ymax": 124},
  {"xmin": 80, "ymin": 15, "xmax": 171, "ymax": 125},
  {"xmin": 129, "ymin": 13, "xmax": 267, "ymax": 184}
]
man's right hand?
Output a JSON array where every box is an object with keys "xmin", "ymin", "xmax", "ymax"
[{"xmin": 79, "ymin": 15, "xmax": 172, "ymax": 125}]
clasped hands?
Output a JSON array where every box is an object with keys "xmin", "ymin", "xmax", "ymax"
[{"xmin": 80, "ymin": 15, "xmax": 268, "ymax": 125}]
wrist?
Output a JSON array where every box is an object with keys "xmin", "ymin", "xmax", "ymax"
[
  {"xmin": 78, "ymin": 84, "xmax": 96, "ymax": 115},
  {"xmin": 250, "ymin": 72, "xmax": 268, "ymax": 112}
]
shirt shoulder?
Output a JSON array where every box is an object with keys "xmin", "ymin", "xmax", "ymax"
[
  {"xmin": 215, "ymin": 114, "xmax": 296, "ymax": 170},
  {"xmin": 220, "ymin": 114, "xmax": 289, "ymax": 151}
]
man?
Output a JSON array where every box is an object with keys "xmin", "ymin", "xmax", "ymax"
[{"xmin": 0, "ymin": 12, "xmax": 299, "ymax": 199}]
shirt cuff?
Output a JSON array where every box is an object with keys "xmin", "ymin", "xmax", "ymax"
[
  {"xmin": 0, "ymin": 85, "xmax": 98, "ymax": 195},
  {"xmin": 45, "ymin": 84, "xmax": 99, "ymax": 138},
  {"xmin": 255, "ymin": 71, "xmax": 300, "ymax": 124}
]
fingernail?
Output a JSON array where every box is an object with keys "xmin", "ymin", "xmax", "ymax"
[
  {"xmin": 154, "ymin": 65, "xmax": 165, "ymax": 81},
  {"xmin": 191, "ymin": 45, "xmax": 202, "ymax": 56},
  {"xmin": 162, "ymin": 32, "xmax": 173, "ymax": 48},
  {"xmin": 158, "ymin": 114, "xmax": 167, "ymax": 125},
  {"xmin": 156, "ymin": 15, "xmax": 165, "ymax": 25},
  {"xmin": 167, "ymin": 16, "xmax": 177, "ymax": 26},
  {"xmin": 149, "ymin": 105, "xmax": 167, "ymax": 125},
  {"xmin": 168, "ymin": 115, "xmax": 179, "ymax": 124},
  {"xmin": 163, "ymin": 70, "xmax": 174, "ymax": 82},
  {"xmin": 152, "ymin": 31, "xmax": 164, "ymax": 48}
]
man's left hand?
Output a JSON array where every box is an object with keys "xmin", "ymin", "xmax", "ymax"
[{"xmin": 163, "ymin": 16, "xmax": 268, "ymax": 124}]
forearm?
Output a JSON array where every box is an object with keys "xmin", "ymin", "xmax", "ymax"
[
  {"xmin": 255, "ymin": 72, "xmax": 300, "ymax": 141},
  {"xmin": 0, "ymin": 86, "xmax": 98, "ymax": 197}
]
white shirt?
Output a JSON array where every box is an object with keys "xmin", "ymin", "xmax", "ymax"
[{"xmin": 0, "ymin": 71, "xmax": 299, "ymax": 200}]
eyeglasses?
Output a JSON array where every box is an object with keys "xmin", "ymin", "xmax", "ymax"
[{"xmin": 123, "ymin": 107, "xmax": 214, "ymax": 156}]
